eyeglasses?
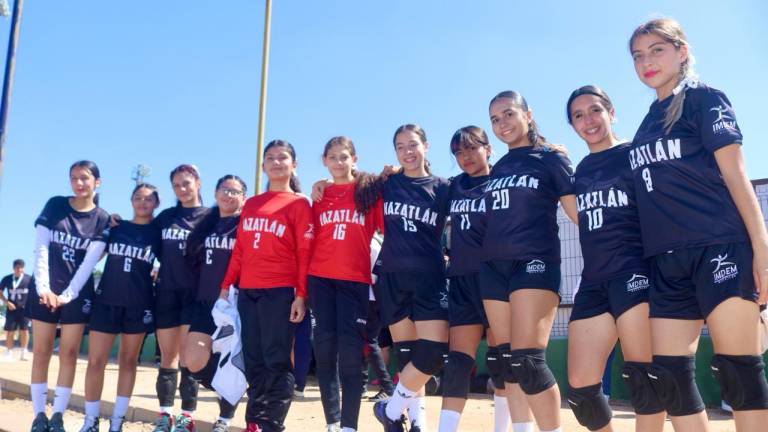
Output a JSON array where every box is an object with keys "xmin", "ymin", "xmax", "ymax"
[{"xmin": 219, "ymin": 187, "xmax": 244, "ymax": 197}]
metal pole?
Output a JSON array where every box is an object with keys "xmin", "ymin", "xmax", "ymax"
[
  {"xmin": 254, "ymin": 0, "xmax": 272, "ymax": 193},
  {"xmin": 0, "ymin": 0, "xmax": 24, "ymax": 191}
]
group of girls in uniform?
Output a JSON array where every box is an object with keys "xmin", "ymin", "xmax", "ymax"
[{"xmin": 25, "ymin": 16, "xmax": 768, "ymax": 432}]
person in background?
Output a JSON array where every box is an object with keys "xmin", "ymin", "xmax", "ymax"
[{"xmin": 1, "ymin": 259, "xmax": 32, "ymax": 361}]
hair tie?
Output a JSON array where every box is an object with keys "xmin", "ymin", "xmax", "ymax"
[{"xmin": 672, "ymin": 75, "xmax": 699, "ymax": 95}]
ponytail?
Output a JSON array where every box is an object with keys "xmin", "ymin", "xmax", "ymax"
[{"xmin": 353, "ymin": 171, "xmax": 386, "ymax": 215}]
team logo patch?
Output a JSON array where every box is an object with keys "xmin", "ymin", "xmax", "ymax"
[
  {"xmin": 526, "ymin": 259, "xmax": 546, "ymax": 274},
  {"xmin": 626, "ymin": 274, "xmax": 650, "ymax": 292},
  {"xmin": 710, "ymin": 105, "xmax": 737, "ymax": 134},
  {"xmin": 439, "ymin": 290, "xmax": 449, "ymax": 309},
  {"xmin": 711, "ymin": 254, "xmax": 738, "ymax": 284},
  {"xmin": 304, "ymin": 223, "xmax": 315, "ymax": 240},
  {"xmin": 81, "ymin": 299, "xmax": 92, "ymax": 314},
  {"xmin": 143, "ymin": 310, "xmax": 154, "ymax": 324}
]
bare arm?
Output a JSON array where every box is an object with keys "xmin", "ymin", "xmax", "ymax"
[
  {"xmin": 560, "ymin": 194, "xmax": 578, "ymax": 225},
  {"xmin": 715, "ymin": 144, "xmax": 768, "ymax": 304}
]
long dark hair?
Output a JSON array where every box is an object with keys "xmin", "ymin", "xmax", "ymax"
[
  {"xmin": 69, "ymin": 160, "xmax": 101, "ymax": 206},
  {"xmin": 323, "ymin": 136, "xmax": 384, "ymax": 215},
  {"xmin": 392, "ymin": 124, "xmax": 432, "ymax": 174},
  {"xmin": 184, "ymin": 174, "xmax": 247, "ymax": 273},
  {"xmin": 170, "ymin": 164, "xmax": 203, "ymax": 207},
  {"xmin": 489, "ymin": 91, "xmax": 547, "ymax": 147},
  {"xmin": 264, "ymin": 140, "xmax": 301, "ymax": 193}
]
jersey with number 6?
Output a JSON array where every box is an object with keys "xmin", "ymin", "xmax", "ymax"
[
  {"xmin": 483, "ymin": 147, "xmax": 574, "ymax": 262},
  {"xmin": 96, "ymin": 221, "xmax": 160, "ymax": 308},
  {"xmin": 447, "ymin": 173, "xmax": 488, "ymax": 276},
  {"xmin": 630, "ymin": 84, "xmax": 747, "ymax": 257},
  {"xmin": 574, "ymin": 143, "xmax": 646, "ymax": 283},
  {"xmin": 309, "ymin": 183, "xmax": 383, "ymax": 284},
  {"xmin": 197, "ymin": 215, "xmax": 239, "ymax": 302},
  {"xmin": 34, "ymin": 196, "xmax": 111, "ymax": 295},
  {"xmin": 379, "ymin": 172, "xmax": 449, "ymax": 274}
]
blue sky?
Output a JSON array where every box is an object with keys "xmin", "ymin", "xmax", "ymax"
[{"xmin": 0, "ymin": 0, "xmax": 766, "ymax": 271}]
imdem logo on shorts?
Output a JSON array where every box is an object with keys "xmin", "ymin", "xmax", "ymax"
[
  {"xmin": 711, "ymin": 254, "xmax": 738, "ymax": 284},
  {"xmin": 81, "ymin": 299, "xmax": 92, "ymax": 314},
  {"xmin": 626, "ymin": 274, "xmax": 650, "ymax": 292},
  {"xmin": 526, "ymin": 259, "xmax": 546, "ymax": 274},
  {"xmin": 143, "ymin": 310, "xmax": 154, "ymax": 325}
]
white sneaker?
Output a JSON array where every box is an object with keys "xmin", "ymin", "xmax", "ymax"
[
  {"xmin": 326, "ymin": 423, "xmax": 341, "ymax": 432},
  {"xmin": 20, "ymin": 349, "xmax": 30, "ymax": 360}
]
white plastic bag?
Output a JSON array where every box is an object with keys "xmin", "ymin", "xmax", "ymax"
[{"xmin": 760, "ymin": 308, "xmax": 768, "ymax": 354}]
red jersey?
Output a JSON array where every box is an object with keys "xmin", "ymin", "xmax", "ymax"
[
  {"xmin": 308, "ymin": 183, "xmax": 383, "ymax": 284},
  {"xmin": 221, "ymin": 191, "xmax": 314, "ymax": 298}
]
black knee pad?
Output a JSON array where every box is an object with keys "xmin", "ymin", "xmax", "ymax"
[
  {"xmin": 498, "ymin": 343, "xmax": 518, "ymax": 384},
  {"xmin": 191, "ymin": 353, "xmax": 219, "ymax": 391},
  {"xmin": 710, "ymin": 354, "xmax": 768, "ymax": 411},
  {"xmin": 156, "ymin": 367, "xmax": 178, "ymax": 407},
  {"xmin": 179, "ymin": 367, "xmax": 199, "ymax": 411},
  {"xmin": 218, "ymin": 397, "xmax": 237, "ymax": 420},
  {"xmin": 441, "ymin": 351, "xmax": 475, "ymax": 399},
  {"xmin": 621, "ymin": 361, "xmax": 664, "ymax": 415},
  {"xmin": 567, "ymin": 383, "xmax": 612, "ymax": 431},
  {"xmin": 411, "ymin": 339, "xmax": 449, "ymax": 376},
  {"xmin": 508, "ymin": 348, "xmax": 556, "ymax": 395},
  {"xmin": 394, "ymin": 341, "xmax": 417, "ymax": 372},
  {"xmin": 647, "ymin": 355, "xmax": 704, "ymax": 416},
  {"xmin": 485, "ymin": 346, "xmax": 506, "ymax": 390}
]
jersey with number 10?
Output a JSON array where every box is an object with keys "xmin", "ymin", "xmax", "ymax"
[
  {"xmin": 483, "ymin": 147, "xmax": 574, "ymax": 263},
  {"xmin": 96, "ymin": 221, "xmax": 160, "ymax": 308},
  {"xmin": 630, "ymin": 84, "xmax": 747, "ymax": 257},
  {"xmin": 309, "ymin": 183, "xmax": 383, "ymax": 284},
  {"xmin": 379, "ymin": 173, "xmax": 449, "ymax": 274}
]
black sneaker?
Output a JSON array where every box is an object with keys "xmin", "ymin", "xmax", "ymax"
[
  {"xmin": 211, "ymin": 420, "xmax": 229, "ymax": 432},
  {"xmin": 367, "ymin": 389, "xmax": 391, "ymax": 402},
  {"xmin": 30, "ymin": 412, "xmax": 49, "ymax": 432},
  {"xmin": 372, "ymin": 400, "xmax": 405, "ymax": 432},
  {"xmin": 48, "ymin": 413, "xmax": 65, "ymax": 432},
  {"xmin": 109, "ymin": 416, "xmax": 125, "ymax": 432},
  {"xmin": 78, "ymin": 416, "xmax": 99, "ymax": 432}
]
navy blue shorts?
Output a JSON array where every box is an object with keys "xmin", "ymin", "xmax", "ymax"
[
  {"xmin": 377, "ymin": 271, "xmax": 449, "ymax": 326},
  {"xmin": 650, "ymin": 242, "xmax": 757, "ymax": 320},
  {"xmin": 188, "ymin": 300, "xmax": 217, "ymax": 336},
  {"xmin": 479, "ymin": 259, "xmax": 561, "ymax": 301},
  {"xmin": 154, "ymin": 289, "xmax": 196, "ymax": 329},
  {"xmin": 25, "ymin": 288, "xmax": 93, "ymax": 325},
  {"xmin": 89, "ymin": 302, "xmax": 154, "ymax": 334},
  {"xmin": 448, "ymin": 273, "xmax": 488, "ymax": 327},
  {"xmin": 4, "ymin": 308, "xmax": 30, "ymax": 331},
  {"xmin": 570, "ymin": 271, "xmax": 651, "ymax": 321}
]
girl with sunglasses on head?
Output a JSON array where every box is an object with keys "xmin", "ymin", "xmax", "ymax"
[
  {"xmin": 28, "ymin": 160, "xmax": 111, "ymax": 432},
  {"xmin": 79, "ymin": 183, "xmax": 162, "ymax": 432},
  {"xmin": 220, "ymin": 140, "xmax": 312, "ymax": 432},
  {"xmin": 152, "ymin": 164, "xmax": 211, "ymax": 432},
  {"xmin": 565, "ymin": 85, "xmax": 665, "ymax": 432},
  {"xmin": 183, "ymin": 174, "xmax": 248, "ymax": 432},
  {"xmin": 628, "ymin": 18, "xmax": 768, "ymax": 432}
]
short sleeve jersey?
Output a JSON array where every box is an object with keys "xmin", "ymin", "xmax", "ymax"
[
  {"xmin": 630, "ymin": 84, "xmax": 747, "ymax": 257},
  {"xmin": 447, "ymin": 173, "xmax": 488, "ymax": 276},
  {"xmin": 34, "ymin": 196, "xmax": 111, "ymax": 295},
  {"xmin": 309, "ymin": 183, "xmax": 383, "ymax": 284},
  {"xmin": 574, "ymin": 143, "xmax": 647, "ymax": 283},
  {"xmin": 154, "ymin": 206, "xmax": 210, "ymax": 292},
  {"xmin": 96, "ymin": 221, "xmax": 161, "ymax": 308},
  {"xmin": 483, "ymin": 147, "xmax": 574, "ymax": 262},
  {"xmin": 379, "ymin": 172, "xmax": 449, "ymax": 274},
  {"xmin": 197, "ymin": 215, "xmax": 239, "ymax": 302},
  {"xmin": 0, "ymin": 273, "xmax": 32, "ymax": 306}
]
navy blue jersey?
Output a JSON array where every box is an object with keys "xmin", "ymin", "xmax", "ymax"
[
  {"xmin": 379, "ymin": 172, "xmax": 449, "ymax": 274},
  {"xmin": 483, "ymin": 147, "xmax": 574, "ymax": 262},
  {"xmin": 34, "ymin": 196, "xmax": 111, "ymax": 295},
  {"xmin": 0, "ymin": 273, "xmax": 32, "ymax": 306},
  {"xmin": 197, "ymin": 215, "xmax": 239, "ymax": 302},
  {"xmin": 96, "ymin": 222, "xmax": 161, "ymax": 307},
  {"xmin": 574, "ymin": 143, "xmax": 647, "ymax": 283},
  {"xmin": 630, "ymin": 84, "xmax": 747, "ymax": 257},
  {"xmin": 154, "ymin": 206, "xmax": 210, "ymax": 291},
  {"xmin": 447, "ymin": 173, "xmax": 488, "ymax": 276}
]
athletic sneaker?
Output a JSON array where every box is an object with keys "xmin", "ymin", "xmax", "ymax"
[
  {"xmin": 30, "ymin": 412, "xmax": 48, "ymax": 432},
  {"xmin": 326, "ymin": 423, "xmax": 341, "ymax": 432},
  {"xmin": 173, "ymin": 413, "xmax": 196, "ymax": 432},
  {"xmin": 109, "ymin": 415, "xmax": 125, "ymax": 432},
  {"xmin": 152, "ymin": 412, "xmax": 174, "ymax": 432},
  {"xmin": 78, "ymin": 416, "xmax": 99, "ymax": 432},
  {"xmin": 48, "ymin": 413, "xmax": 65, "ymax": 432},
  {"xmin": 367, "ymin": 389, "xmax": 391, "ymax": 402},
  {"xmin": 211, "ymin": 419, "xmax": 229, "ymax": 432},
  {"xmin": 373, "ymin": 400, "xmax": 405, "ymax": 432}
]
